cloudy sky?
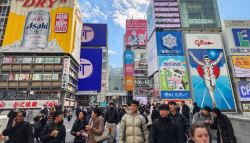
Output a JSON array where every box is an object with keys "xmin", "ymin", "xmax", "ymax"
[{"xmin": 78, "ymin": 0, "xmax": 250, "ymax": 68}]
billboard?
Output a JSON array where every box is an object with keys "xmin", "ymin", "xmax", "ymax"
[
  {"xmin": 125, "ymin": 50, "xmax": 134, "ymax": 64},
  {"xmin": 124, "ymin": 50, "xmax": 134, "ymax": 91},
  {"xmin": 185, "ymin": 34, "xmax": 236, "ymax": 111},
  {"xmin": 147, "ymin": 0, "xmax": 181, "ymax": 37},
  {"xmin": 0, "ymin": 0, "xmax": 82, "ymax": 62},
  {"xmin": 81, "ymin": 23, "xmax": 107, "ymax": 47},
  {"xmin": 238, "ymin": 81, "xmax": 250, "ymax": 101},
  {"xmin": 232, "ymin": 56, "xmax": 250, "ymax": 77},
  {"xmin": 156, "ymin": 31, "xmax": 184, "ymax": 56},
  {"xmin": 78, "ymin": 48, "xmax": 102, "ymax": 91},
  {"xmin": 147, "ymin": 32, "xmax": 158, "ymax": 77},
  {"xmin": 125, "ymin": 20, "xmax": 147, "ymax": 46},
  {"xmin": 159, "ymin": 56, "xmax": 191, "ymax": 99}
]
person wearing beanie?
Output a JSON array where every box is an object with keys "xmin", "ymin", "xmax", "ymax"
[
  {"xmin": 104, "ymin": 102, "xmax": 119, "ymax": 143},
  {"xmin": 211, "ymin": 108, "xmax": 237, "ymax": 143},
  {"xmin": 119, "ymin": 100, "xmax": 149, "ymax": 143},
  {"xmin": 169, "ymin": 101, "xmax": 190, "ymax": 143},
  {"xmin": 149, "ymin": 104, "xmax": 182, "ymax": 143}
]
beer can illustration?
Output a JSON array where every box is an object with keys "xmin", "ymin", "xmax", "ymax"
[{"xmin": 21, "ymin": 10, "xmax": 50, "ymax": 49}]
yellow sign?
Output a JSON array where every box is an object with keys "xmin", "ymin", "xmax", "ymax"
[
  {"xmin": 232, "ymin": 56, "xmax": 250, "ymax": 69},
  {"xmin": 125, "ymin": 76, "xmax": 134, "ymax": 91},
  {"xmin": 1, "ymin": 0, "xmax": 82, "ymax": 63}
]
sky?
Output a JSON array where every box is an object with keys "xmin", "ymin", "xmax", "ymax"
[{"xmin": 78, "ymin": 0, "xmax": 250, "ymax": 68}]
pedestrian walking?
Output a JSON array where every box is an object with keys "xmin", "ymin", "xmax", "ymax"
[
  {"xmin": 119, "ymin": 100, "xmax": 149, "ymax": 143},
  {"xmin": 33, "ymin": 111, "xmax": 48, "ymax": 143},
  {"xmin": 211, "ymin": 108, "xmax": 237, "ymax": 143},
  {"xmin": 71, "ymin": 111, "xmax": 88, "ymax": 143},
  {"xmin": 40, "ymin": 111, "xmax": 66, "ymax": 143},
  {"xmin": 149, "ymin": 104, "xmax": 182, "ymax": 143},
  {"xmin": 104, "ymin": 102, "xmax": 119, "ymax": 143},
  {"xmin": 118, "ymin": 104, "xmax": 127, "ymax": 121},
  {"xmin": 181, "ymin": 101, "xmax": 190, "ymax": 122},
  {"xmin": 192, "ymin": 102, "xmax": 201, "ymax": 116},
  {"xmin": 151, "ymin": 105, "xmax": 160, "ymax": 122},
  {"xmin": 169, "ymin": 101, "xmax": 190, "ymax": 143},
  {"xmin": 67, "ymin": 107, "xmax": 73, "ymax": 122},
  {"xmin": 191, "ymin": 124, "xmax": 210, "ymax": 143},
  {"xmin": 2, "ymin": 111, "xmax": 34, "ymax": 143},
  {"xmin": 193, "ymin": 106, "xmax": 213, "ymax": 129}
]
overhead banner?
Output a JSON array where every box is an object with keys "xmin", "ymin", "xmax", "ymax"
[
  {"xmin": 232, "ymin": 56, "xmax": 250, "ymax": 77},
  {"xmin": 0, "ymin": 0, "xmax": 82, "ymax": 62},
  {"xmin": 78, "ymin": 48, "xmax": 102, "ymax": 91},
  {"xmin": 159, "ymin": 56, "xmax": 191, "ymax": 99},
  {"xmin": 185, "ymin": 34, "xmax": 236, "ymax": 111},
  {"xmin": 147, "ymin": 0, "xmax": 181, "ymax": 37},
  {"xmin": 238, "ymin": 81, "xmax": 250, "ymax": 101},
  {"xmin": 81, "ymin": 23, "xmax": 107, "ymax": 47},
  {"xmin": 0, "ymin": 100, "xmax": 58, "ymax": 109},
  {"xmin": 125, "ymin": 20, "xmax": 147, "ymax": 46},
  {"xmin": 156, "ymin": 31, "xmax": 184, "ymax": 56}
]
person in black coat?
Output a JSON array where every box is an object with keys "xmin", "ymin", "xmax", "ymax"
[
  {"xmin": 211, "ymin": 108, "xmax": 237, "ymax": 143},
  {"xmin": 181, "ymin": 101, "xmax": 190, "ymax": 122},
  {"xmin": 2, "ymin": 111, "xmax": 34, "ymax": 143},
  {"xmin": 192, "ymin": 102, "xmax": 201, "ymax": 115},
  {"xmin": 151, "ymin": 105, "xmax": 160, "ymax": 122},
  {"xmin": 149, "ymin": 104, "xmax": 183, "ymax": 143},
  {"xmin": 71, "ymin": 111, "xmax": 88, "ymax": 143},
  {"xmin": 169, "ymin": 101, "xmax": 190, "ymax": 143},
  {"xmin": 40, "ymin": 111, "xmax": 66, "ymax": 143}
]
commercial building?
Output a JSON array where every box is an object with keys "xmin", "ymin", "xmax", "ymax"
[
  {"xmin": 77, "ymin": 23, "xmax": 109, "ymax": 107},
  {"xmin": 223, "ymin": 20, "xmax": 250, "ymax": 115},
  {"xmin": 0, "ymin": 0, "xmax": 82, "ymax": 110},
  {"xmin": 124, "ymin": 19, "xmax": 150, "ymax": 104},
  {"xmin": 146, "ymin": 0, "xmax": 237, "ymax": 111},
  {"xmin": 0, "ymin": 0, "xmax": 11, "ymax": 46}
]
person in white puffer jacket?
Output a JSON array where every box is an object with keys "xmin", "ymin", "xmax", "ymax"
[{"xmin": 119, "ymin": 100, "xmax": 149, "ymax": 143}]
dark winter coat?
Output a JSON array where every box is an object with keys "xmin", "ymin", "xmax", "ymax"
[
  {"xmin": 70, "ymin": 119, "xmax": 88, "ymax": 143},
  {"xmin": 151, "ymin": 109, "xmax": 160, "ymax": 122},
  {"xmin": 40, "ymin": 121, "xmax": 66, "ymax": 143},
  {"xmin": 104, "ymin": 108, "xmax": 119, "ymax": 124},
  {"xmin": 182, "ymin": 104, "xmax": 190, "ymax": 121},
  {"xmin": 119, "ymin": 109, "xmax": 126, "ymax": 121},
  {"xmin": 192, "ymin": 105, "xmax": 201, "ymax": 115},
  {"xmin": 149, "ymin": 116, "xmax": 183, "ymax": 143},
  {"xmin": 2, "ymin": 121, "xmax": 34, "ymax": 143},
  {"xmin": 211, "ymin": 114, "xmax": 237, "ymax": 143},
  {"xmin": 170, "ymin": 112, "xmax": 190, "ymax": 143}
]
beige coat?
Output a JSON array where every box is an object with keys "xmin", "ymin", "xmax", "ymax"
[
  {"xmin": 87, "ymin": 116, "xmax": 104, "ymax": 143},
  {"xmin": 119, "ymin": 111, "xmax": 149, "ymax": 143}
]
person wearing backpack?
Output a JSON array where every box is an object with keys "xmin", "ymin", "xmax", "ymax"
[
  {"xmin": 169, "ymin": 101, "xmax": 190, "ymax": 143},
  {"xmin": 119, "ymin": 100, "xmax": 149, "ymax": 143}
]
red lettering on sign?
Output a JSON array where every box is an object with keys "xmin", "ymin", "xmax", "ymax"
[
  {"xmin": 32, "ymin": 101, "xmax": 38, "ymax": 107},
  {"xmin": 36, "ymin": 0, "xmax": 46, "ymax": 7},
  {"xmin": 23, "ymin": 0, "xmax": 67, "ymax": 8},
  {"xmin": 195, "ymin": 40, "xmax": 214, "ymax": 47},
  {"xmin": 26, "ymin": 102, "xmax": 31, "ymax": 107},
  {"xmin": 23, "ymin": 0, "xmax": 36, "ymax": 7},
  {"xmin": 13, "ymin": 102, "xmax": 19, "ymax": 109}
]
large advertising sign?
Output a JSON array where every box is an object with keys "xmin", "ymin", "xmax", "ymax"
[
  {"xmin": 81, "ymin": 23, "xmax": 107, "ymax": 47},
  {"xmin": 159, "ymin": 56, "xmax": 191, "ymax": 99},
  {"xmin": 125, "ymin": 20, "xmax": 147, "ymax": 46},
  {"xmin": 156, "ymin": 31, "xmax": 184, "ymax": 56},
  {"xmin": 238, "ymin": 81, "xmax": 250, "ymax": 101},
  {"xmin": 147, "ymin": 32, "xmax": 158, "ymax": 77},
  {"xmin": 232, "ymin": 56, "xmax": 250, "ymax": 77},
  {"xmin": 124, "ymin": 50, "xmax": 134, "ymax": 91},
  {"xmin": 0, "ymin": 0, "xmax": 82, "ymax": 61},
  {"xmin": 147, "ymin": 0, "xmax": 181, "ymax": 37},
  {"xmin": 185, "ymin": 34, "xmax": 236, "ymax": 111},
  {"xmin": 78, "ymin": 48, "xmax": 102, "ymax": 91}
]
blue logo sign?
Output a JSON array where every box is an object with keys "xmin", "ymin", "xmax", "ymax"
[
  {"xmin": 81, "ymin": 24, "xmax": 107, "ymax": 47},
  {"xmin": 238, "ymin": 81, "xmax": 250, "ymax": 101},
  {"xmin": 232, "ymin": 28, "xmax": 250, "ymax": 47},
  {"xmin": 156, "ymin": 31, "xmax": 184, "ymax": 56},
  {"xmin": 161, "ymin": 91, "xmax": 191, "ymax": 99},
  {"xmin": 78, "ymin": 48, "xmax": 102, "ymax": 91}
]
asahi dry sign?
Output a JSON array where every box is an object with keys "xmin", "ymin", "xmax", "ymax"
[{"xmin": 0, "ymin": 0, "xmax": 81, "ymax": 61}]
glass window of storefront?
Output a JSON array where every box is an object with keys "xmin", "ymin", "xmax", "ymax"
[{"xmin": 180, "ymin": 0, "xmax": 221, "ymax": 28}]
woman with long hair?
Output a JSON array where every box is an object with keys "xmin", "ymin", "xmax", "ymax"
[{"xmin": 71, "ymin": 111, "xmax": 88, "ymax": 143}]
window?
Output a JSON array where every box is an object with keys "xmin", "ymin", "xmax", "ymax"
[
  {"xmin": 5, "ymin": 91, "xmax": 16, "ymax": 100},
  {"xmin": 0, "ymin": 74, "xmax": 8, "ymax": 81},
  {"xmin": 22, "ymin": 57, "xmax": 33, "ymax": 64}
]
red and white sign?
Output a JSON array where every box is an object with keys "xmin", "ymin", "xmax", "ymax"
[
  {"xmin": 55, "ymin": 13, "xmax": 69, "ymax": 33},
  {"xmin": 22, "ymin": 0, "xmax": 67, "ymax": 8},
  {"xmin": 125, "ymin": 20, "xmax": 147, "ymax": 46},
  {"xmin": 185, "ymin": 34, "xmax": 223, "ymax": 49},
  {"xmin": 0, "ymin": 100, "xmax": 58, "ymax": 109}
]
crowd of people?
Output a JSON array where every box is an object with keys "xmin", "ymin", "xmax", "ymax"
[{"xmin": 0, "ymin": 101, "xmax": 237, "ymax": 143}]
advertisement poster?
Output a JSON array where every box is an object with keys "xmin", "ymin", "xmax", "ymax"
[
  {"xmin": 125, "ymin": 20, "xmax": 147, "ymax": 46},
  {"xmin": 232, "ymin": 56, "xmax": 250, "ymax": 77},
  {"xmin": 0, "ymin": 0, "xmax": 82, "ymax": 62},
  {"xmin": 78, "ymin": 48, "xmax": 102, "ymax": 91},
  {"xmin": 231, "ymin": 28, "xmax": 250, "ymax": 54},
  {"xmin": 186, "ymin": 34, "xmax": 235, "ymax": 111},
  {"xmin": 81, "ymin": 23, "xmax": 107, "ymax": 47},
  {"xmin": 238, "ymin": 81, "xmax": 250, "ymax": 101},
  {"xmin": 156, "ymin": 31, "xmax": 184, "ymax": 56}
]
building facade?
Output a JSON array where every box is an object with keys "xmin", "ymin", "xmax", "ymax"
[
  {"xmin": 0, "ymin": 0, "xmax": 82, "ymax": 110},
  {"xmin": 0, "ymin": 0, "xmax": 11, "ymax": 46}
]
